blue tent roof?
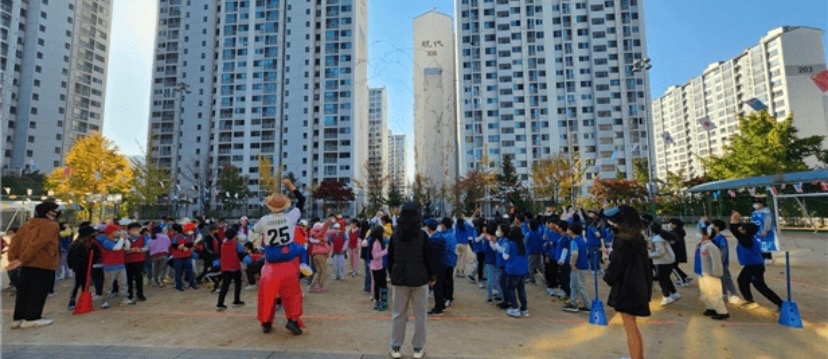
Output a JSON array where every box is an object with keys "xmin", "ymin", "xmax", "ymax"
[{"xmin": 688, "ymin": 169, "xmax": 828, "ymax": 193}]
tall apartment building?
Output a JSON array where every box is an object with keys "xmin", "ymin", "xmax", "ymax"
[
  {"xmin": 456, "ymin": 0, "xmax": 651, "ymax": 194},
  {"xmin": 651, "ymin": 26, "xmax": 828, "ymax": 179},
  {"xmin": 147, "ymin": 0, "xmax": 369, "ymax": 215},
  {"xmin": 387, "ymin": 131, "xmax": 407, "ymax": 196},
  {"xmin": 413, "ymin": 10, "xmax": 458, "ymax": 187},
  {"xmin": 367, "ymin": 87, "xmax": 387, "ymax": 181},
  {"xmin": 1, "ymin": 0, "xmax": 113, "ymax": 174}
]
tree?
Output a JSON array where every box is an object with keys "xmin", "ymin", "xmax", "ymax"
[
  {"xmin": 353, "ymin": 160, "xmax": 389, "ymax": 215},
  {"xmin": 258, "ymin": 154, "xmax": 279, "ymax": 193},
  {"xmin": 216, "ymin": 165, "xmax": 252, "ymax": 213},
  {"xmin": 1, "ymin": 171, "xmax": 45, "ymax": 197},
  {"xmin": 313, "ymin": 180, "xmax": 355, "ymax": 213},
  {"xmin": 633, "ymin": 158, "xmax": 650, "ymax": 184},
  {"xmin": 128, "ymin": 143, "xmax": 172, "ymax": 219},
  {"xmin": 703, "ymin": 111, "xmax": 826, "ymax": 180},
  {"xmin": 590, "ymin": 178, "xmax": 648, "ymax": 211},
  {"xmin": 452, "ymin": 170, "xmax": 488, "ymax": 216},
  {"xmin": 411, "ymin": 174, "xmax": 438, "ymax": 218},
  {"xmin": 45, "ymin": 132, "xmax": 133, "ymax": 221},
  {"xmin": 497, "ymin": 155, "xmax": 529, "ymax": 213},
  {"xmin": 386, "ymin": 180, "xmax": 404, "ymax": 213},
  {"xmin": 531, "ymin": 153, "xmax": 584, "ymax": 207}
]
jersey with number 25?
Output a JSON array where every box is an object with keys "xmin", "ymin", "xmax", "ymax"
[{"xmin": 254, "ymin": 208, "xmax": 301, "ymax": 247}]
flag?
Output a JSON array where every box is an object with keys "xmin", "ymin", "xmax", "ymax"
[
  {"xmin": 610, "ymin": 151, "xmax": 618, "ymax": 161},
  {"xmin": 661, "ymin": 132, "xmax": 674, "ymax": 145},
  {"xmin": 712, "ymin": 190, "xmax": 721, "ymax": 200},
  {"xmin": 64, "ymin": 166, "xmax": 71, "ymax": 177},
  {"xmin": 697, "ymin": 116, "xmax": 715, "ymax": 131},
  {"xmin": 745, "ymin": 98, "xmax": 767, "ymax": 111},
  {"xmin": 769, "ymin": 186, "xmax": 778, "ymax": 196},
  {"xmin": 594, "ymin": 157, "xmax": 603, "ymax": 172},
  {"xmin": 94, "ymin": 171, "xmax": 101, "ymax": 180},
  {"xmin": 225, "ymin": 191, "xmax": 230, "ymax": 198},
  {"xmin": 793, "ymin": 182, "xmax": 803, "ymax": 194},
  {"xmin": 821, "ymin": 181, "xmax": 828, "ymax": 191},
  {"xmin": 234, "ymin": 193, "xmax": 239, "ymax": 199},
  {"xmin": 728, "ymin": 189, "xmax": 736, "ymax": 198},
  {"xmin": 748, "ymin": 187, "xmax": 756, "ymax": 196},
  {"xmin": 812, "ymin": 70, "xmax": 828, "ymax": 92}
]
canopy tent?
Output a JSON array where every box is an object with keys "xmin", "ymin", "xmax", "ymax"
[{"xmin": 687, "ymin": 169, "xmax": 828, "ymax": 193}]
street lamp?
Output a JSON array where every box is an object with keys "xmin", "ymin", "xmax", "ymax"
[{"xmin": 632, "ymin": 57, "xmax": 657, "ymax": 217}]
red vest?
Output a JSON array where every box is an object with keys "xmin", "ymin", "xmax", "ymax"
[
  {"xmin": 171, "ymin": 234, "xmax": 192, "ymax": 259},
  {"xmin": 101, "ymin": 240, "xmax": 125, "ymax": 267},
  {"xmin": 331, "ymin": 232, "xmax": 346, "ymax": 253},
  {"xmin": 347, "ymin": 229, "xmax": 360, "ymax": 249},
  {"xmin": 125, "ymin": 236, "xmax": 146, "ymax": 263},
  {"xmin": 220, "ymin": 240, "xmax": 242, "ymax": 271},
  {"xmin": 249, "ymin": 252, "xmax": 263, "ymax": 263}
]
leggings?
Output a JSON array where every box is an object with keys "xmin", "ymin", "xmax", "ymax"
[
  {"xmin": 655, "ymin": 264, "xmax": 677, "ymax": 297},
  {"xmin": 738, "ymin": 264, "xmax": 783, "ymax": 308},
  {"xmin": 475, "ymin": 252, "xmax": 485, "ymax": 280}
]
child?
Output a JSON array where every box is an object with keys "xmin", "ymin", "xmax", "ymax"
[
  {"xmin": 543, "ymin": 217, "xmax": 563, "ymax": 297},
  {"xmin": 649, "ymin": 223, "xmax": 680, "ymax": 306},
  {"xmin": 555, "ymin": 221, "xmax": 572, "ymax": 302},
  {"xmin": 328, "ymin": 223, "xmax": 347, "ymax": 280},
  {"xmin": 425, "ymin": 218, "xmax": 447, "ymax": 316},
  {"xmin": 493, "ymin": 223, "xmax": 511, "ymax": 310},
  {"xmin": 347, "ymin": 219, "xmax": 361, "ymax": 277},
  {"xmin": 368, "ymin": 225, "xmax": 388, "ymax": 310},
  {"xmin": 439, "ymin": 217, "xmax": 457, "ymax": 308},
  {"xmin": 125, "ymin": 222, "xmax": 149, "ymax": 302},
  {"xmin": 502, "ymin": 226, "xmax": 529, "ymax": 318},
  {"xmin": 667, "ymin": 218, "xmax": 691, "ymax": 287},
  {"xmin": 694, "ymin": 226, "xmax": 729, "ymax": 320},
  {"xmin": 148, "ymin": 226, "xmax": 171, "ymax": 287},
  {"xmin": 217, "ymin": 227, "xmax": 246, "ymax": 311},
  {"xmin": 525, "ymin": 220, "xmax": 544, "ymax": 285},
  {"xmin": 67, "ymin": 226, "xmax": 100, "ymax": 310},
  {"xmin": 730, "ymin": 211, "xmax": 783, "ymax": 313},
  {"xmin": 480, "ymin": 220, "xmax": 500, "ymax": 304},
  {"xmin": 309, "ymin": 223, "xmax": 331, "ymax": 292},
  {"xmin": 97, "ymin": 224, "xmax": 133, "ymax": 308},
  {"xmin": 171, "ymin": 223, "xmax": 198, "ymax": 291},
  {"xmin": 585, "ymin": 217, "xmax": 604, "ymax": 272},
  {"xmin": 56, "ymin": 222, "xmax": 74, "ymax": 280},
  {"xmin": 562, "ymin": 223, "xmax": 590, "ymax": 313},
  {"xmin": 710, "ymin": 219, "xmax": 742, "ymax": 304}
]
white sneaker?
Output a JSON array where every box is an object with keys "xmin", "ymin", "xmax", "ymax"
[
  {"xmin": 660, "ymin": 296, "xmax": 676, "ymax": 306},
  {"xmin": 389, "ymin": 347, "xmax": 402, "ymax": 359},
  {"xmin": 764, "ymin": 259, "xmax": 773, "ymax": 265},
  {"xmin": 506, "ymin": 308, "xmax": 521, "ymax": 318},
  {"xmin": 728, "ymin": 295, "xmax": 744, "ymax": 305},
  {"xmin": 478, "ymin": 282, "xmax": 485, "ymax": 289},
  {"xmin": 670, "ymin": 292, "xmax": 682, "ymax": 301},
  {"xmin": 20, "ymin": 318, "xmax": 53, "ymax": 328},
  {"xmin": 741, "ymin": 302, "xmax": 760, "ymax": 310},
  {"xmin": 121, "ymin": 298, "xmax": 136, "ymax": 306},
  {"xmin": 413, "ymin": 348, "xmax": 425, "ymax": 359},
  {"xmin": 521, "ymin": 310, "xmax": 530, "ymax": 318},
  {"xmin": 101, "ymin": 301, "xmax": 110, "ymax": 309},
  {"xmin": 244, "ymin": 284, "xmax": 258, "ymax": 291},
  {"xmin": 11, "ymin": 320, "xmax": 22, "ymax": 329}
]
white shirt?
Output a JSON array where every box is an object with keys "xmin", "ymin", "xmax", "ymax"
[{"xmin": 253, "ymin": 208, "xmax": 301, "ymax": 246}]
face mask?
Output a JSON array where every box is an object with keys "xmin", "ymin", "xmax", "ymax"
[
  {"xmin": 495, "ymin": 230, "xmax": 503, "ymax": 237},
  {"xmin": 186, "ymin": 231, "xmax": 194, "ymax": 236},
  {"xmin": 753, "ymin": 204, "xmax": 761, "ymax": 210},
  {"xmin": 694, "ymin": 232, "xmax": 703, "ymax": 241}
]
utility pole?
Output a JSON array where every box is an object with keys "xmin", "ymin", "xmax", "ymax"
[{"xmin": 632, "ymin": 58, "xmax": 656, "ymax": 217}]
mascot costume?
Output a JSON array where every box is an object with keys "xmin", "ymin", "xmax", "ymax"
[{"xmin": 253, "ymin": 178, "xmax": 313, "ymax": 335}]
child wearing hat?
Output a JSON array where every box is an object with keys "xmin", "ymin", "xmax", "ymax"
[
  {"xmin": 171, "ymin": 223, "xmax": 198, "ymax": 291},
  {"xmin": 328, "ymin": 223, "xmax": 347, "ymax": 281},
  {"xmin": 67, "ymin": 226, "xmax": 100, "ymax": 311},
  {"xmin": 97, "ymin": 223, "xmax": 133, "ymax": 308}
]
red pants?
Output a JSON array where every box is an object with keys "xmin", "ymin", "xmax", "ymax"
[{"xmin": 257, "ymin": 261, "xmax": 305, "ymax": 328}]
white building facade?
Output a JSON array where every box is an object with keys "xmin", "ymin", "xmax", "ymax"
[
  {"xmin": 387, "ymin": 131, "xmax": 407, "ymax": 196},
  {"xmin": 367, "ymin": 87, "xmax": 387, "ymax": 180},
  {"xmin": 456, "ymin": 0, "xmax": 652, "ymax": 194},
  {"xmin": 651, "ymin": 26, "xmax": 828, "ymax": 179},
  {"xmin": 413, "ymin": 10, "xmax": 459, "ymax": 188},
  {"xmin": 1, "ymin": 0, "xmax": 112, "ymax": 174},
  {"xmin": 147, "ymin": 0, "xmax": 369, "ymax": 216}
]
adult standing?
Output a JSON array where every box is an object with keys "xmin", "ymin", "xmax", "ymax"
[
  {"xmin": 387, "ymin": 202, "xmax": 436, "ymax": 359},
  {"xmin": 603, "ymin": 205, "xmax": 653, "ymax": 359},
  {"xmin": 7, "ymin": 201, "xmax": 61, "ymax": 329},
  {"xmin": 750, "ymin": 198, "xmax": 776, "ymax": 264}
]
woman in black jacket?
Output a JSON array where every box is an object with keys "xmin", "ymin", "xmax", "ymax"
[
  {"xmin": 668, "ymin": 218, "xmax": 691, "ymax": 286},
  {"xmin": 603, "ymin": 205, "xmax": 652, "ymax": 359},
  {"xmin": 386, "ymin": 202, "xmax": 436, "ymax": 359}
]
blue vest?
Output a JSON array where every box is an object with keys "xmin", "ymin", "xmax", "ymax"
[
  {"xmin": 504, "ymin": 240, "xmax": 529, "ymax": 276},
  {"xmin": 556, "ymin": 235, "xmax": 572, "ymax": 264},
  {"xmin": 484, "ymin": 237, "xmax": 498, "ymax": 265},
  {"xmin": 736, "ymin": 237, "xmax": 765, "ymax": 266},
  {"xmin": 442, "ymin": 230, "xmax": 458, "ymax": 267},
  {"xmin": 495, "ymin": 237, "xmax": 508, "ymax": 268},
  {"xmin": 454, "ymin": 225, "xmax": 472, "ymax": 245},
  {"xmin": 602, "ymin": 226, "xmax": 614, "ymax": 245},
  {"xmin": 693, "ymin": 245, "xmax": 702, "ymax": 275},
  {"xmin": 545, "ymin": 229, "xmax": 559, "ymax": 258},
  {"xmin": 751, "ymin": 210, "xmax": 777, "ymax": 252},
  {"xmin": 586, "ymin": 225, "xmax": 602, "ymax": 248},
  {"xmin": 526, "ymin": 229, "xmax": 543, "ymax": 255},
  {"xmin": 711, "ymin": 234, "xmax": 729, "ymax": 266},
  {"xmin": 571, "ymin": 236, "xmax": 589, "ymax": 270}
]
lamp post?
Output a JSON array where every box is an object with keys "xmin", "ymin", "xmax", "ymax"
[{"xmin": 631, "ymin": 57, "xmax": 656, "ymax": 217}]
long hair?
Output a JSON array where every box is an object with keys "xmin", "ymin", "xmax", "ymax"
[
  {"xmin": 456, "ymin": 217, "xmax": 467, "ymax": 231},
  {"xmin": 508, "ymin": 226, "xmax": 526, "ymax": 255},
  {"xmin": 609, "ymin": 205, "xmax": 644, "ymax": 235},
  {"xmin": 394, "ymin": 201, "xmax": 422, "ymax": 241}
]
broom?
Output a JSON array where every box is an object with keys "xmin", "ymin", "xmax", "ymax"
[{"xmin": 73, "ymin": 250, "xmax": 94, "ymax": 315}]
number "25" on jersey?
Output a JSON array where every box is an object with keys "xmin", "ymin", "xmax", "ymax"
[{"xmin": 267, "ymin": 226, "xmax": 291, "ymax": 245}]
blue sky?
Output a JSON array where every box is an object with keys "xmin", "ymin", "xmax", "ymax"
[{"xmin": 104, "ymin": 0, "xmax": 828, "ymax": 170}]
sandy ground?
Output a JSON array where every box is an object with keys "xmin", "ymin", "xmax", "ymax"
[{"xmin": 1, "ymin": 231, "xmax": 827, "ymax": 359}]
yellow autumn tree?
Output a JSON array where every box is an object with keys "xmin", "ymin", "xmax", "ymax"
[{"xmin": 45, "ymin": 132, "xmax": 133, "ymax": 220}]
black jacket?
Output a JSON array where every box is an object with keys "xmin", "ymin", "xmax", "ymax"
[
  {"xmin": 67, "ymin": 240, "xmax": 101, "ymax": 276},
  {"xmin": 387, "ymin": 230, "xmax": 436, "ymax": 287},
  {"xmin": 668, "ymin": 227, "xmax": 688, "ymax": 263},
  {"xmin": 604, "ymin": 232, "xmax": 653, "ymax": 317}
]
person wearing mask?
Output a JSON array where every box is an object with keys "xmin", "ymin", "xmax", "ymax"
[
  {"xmin": 602, "ymin": 206, "xmax": 653, "ymax": 359},
  {"xmin": 730, "ymin": 211, "xmax": 783, "ymax": 314},
  {"xmin": 148, "ymin": 226, "xmax": 171, "ymax": 287},
  {"xmin": 667, "ymin": 218, "xmax": 691, "ymax": 287},
  {"xmin": 67, "ymin": 226, "xmax": 100, "ymax": 311},
  {"xmin": 694, "ymin": 226, "xmax": 729, "ymax": 320},
  {"xmin": 751, "ymin": 198, "xmax": 776, "ymax": 264},
  {"xmin": 424, "ymin": 219, "xmax": 447, "ymax": 316},
  {"xmin": 7, "ymin": 202, "xmax": 61, "ymax": 329},
  {"xmin": 648, "ymin": 222, "xmax": 680, "ymax": 306},
  {"xmin": 97, "ymin": 223, "xmax": 133, "ymax": 308},
  {"xmin": 709, "ymin": 219, "xmax": 742, "ymax": 305},
  {"xmin": 439, "ymin": 217, "xmax": 457, "ymax": 308},
  {"xmin": 125, "ymin": 222, "xmax": 150, "ymax": 302},
  {"xmin": 387, "ymin": 202, "xmax": 436, "ymax": 359},
  {"xmin": 171, "ymin": 223, "xmax": 198, "ymax": 291}
]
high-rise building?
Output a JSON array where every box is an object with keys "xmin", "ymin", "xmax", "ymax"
[
  {"xmin": 413, "ymin": 10, "xmax": 458, "ymax": 188},
  {"xmin": 456, "ymin": 0, "xmax": 651, "ymax": 194},
  {"xmin": 367, "ymin": 87, "xmax": 388, "ymax": 181},
  {"xmin": 387, "ymin": 131, "xmax": 407, "ymax": 196},
  {"xmin": 147, "ymin": 0, "xmax": 369, "ymax": 216},
  {"xmin": 651, "ymin": 26, "xmax": 828, "ymax": 179},
  {"xmin": 1, "ymin": 0, "xmax": 113, "ymax": 174}
]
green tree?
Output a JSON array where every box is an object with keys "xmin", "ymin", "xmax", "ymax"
[
  {"xmin": 386, "ymin": 181, "xmax": 404, "ymax": 213},
  {"xmin": 531, "ymin": 153, "xmax": 584, "ymax": 207},
  {"xmin": 633, "ymin": 158, "xmax": 650, "ymax": 183},
  {"xmin": 45, "ymin": 132, "xmax": 133, "ymax": 221},
  {"xmin": 1, "ymin": 171, "xmax": 45, "ymax": 197},
  {"xmin": 217, "ymin": 165, "xmax": 252, "ymax": 212},
  {"xmin": 411, "ymin": 174, "xmax": 438, "ymax": 217},
  {"xmin": 497, "ymin": 155, "xmax": 529, "ymax": 213},
  {"xmin": 703, "ymin": 111, "xmax": 826, "ymax": 180},
  {"xmin": 128, "ymin": 143, "xmax": 172, "ymax": 219}
]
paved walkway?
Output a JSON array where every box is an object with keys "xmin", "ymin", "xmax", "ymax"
[{"xmin": 1, "ymin": 344, "xmax": 468, "ymax": 359}]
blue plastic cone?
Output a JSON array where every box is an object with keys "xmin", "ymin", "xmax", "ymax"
[
  {"xmin": 778, "ymin": 252, "xmax": 802, "ymax": 329},
  {"xmin": 589, "ymin": 298, "xmax": 608, "ymax": 326}
]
